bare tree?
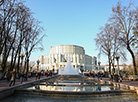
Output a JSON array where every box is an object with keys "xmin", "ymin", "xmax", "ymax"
[
  {"xmin": 24, "ymin": 19, "xmax": 45, "ymax": 72},
  {"xmin": 95, "ymin": 23, "xmax": 126, "ymax": 74},
  {"xmin": 0, "ymin": 0, "xmax": 19, "ymax": 72},
  {"xmin": 133, "ymin": 16, "xmax": 138, "ymax": 49},
  {"xmin": 109, "ymin": 2, "xmax": 138, "ymax": 75},
  {"xmin": 0, "ymin": 0, "xmax": 46, "ymax": 73}
]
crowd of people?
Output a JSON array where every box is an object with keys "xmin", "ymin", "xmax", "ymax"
[
  {"xmin": 84, "ymin": 71, "xmax": 106, "ymax": 79},
  {"xmin": 109, "ymin": 73, "xmax": 123, "ymax": 82},
  {"xmin": 0, "ymin": 69, "xmax": 56, "ymax": 87},
  {"xmin": 83, "ymin": 71, "xmax": 123, "ymax": 82},
  {"xmin": 0, "ymin": 68, "xmax": 125, "ymax": 88}
]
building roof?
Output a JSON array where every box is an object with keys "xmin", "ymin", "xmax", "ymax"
[
  {"xmin": 50, "ymin": 45, "xmax": 85, "ymax": 49},
  {"xmin": 101, "ymin": 64, "xmax": 129, "ymax": 67}
]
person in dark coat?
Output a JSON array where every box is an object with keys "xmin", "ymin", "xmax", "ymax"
[
  {"xmin": 9, "ymin": 71, "xmax": 15, "ymax": 86},
  {"xmin": 20, "ymin": 72, "xmax": 24, "ymax": 84},
  {"xmin": 114, "ymin": 73, "xmax": 119, "ymax": 82},
  {"xmin": 111, "ymin": 74, "xmax": 114, "ymax": 81},
  {"xmin": 35, "ymin": 72, "xmax": 38, "ymax": 80},
  {"xmin": 38, "ymin": 72, "xmax": 41, "ymax": 79}
]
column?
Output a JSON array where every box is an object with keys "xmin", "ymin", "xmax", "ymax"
[
  {"xmin": 51, "ymin": 54, "xmax": 53, "ymax": 63},
  {"xmin": 59, "ymin": 54, "xmax": 61, "ymax": 63},
  {"xmin": 74, "ymin": 54, "xmax": 76, "ymax": 63},
  {"xmin": 77, "ymin": 54, "xmax": 79, "ymax": 63}
]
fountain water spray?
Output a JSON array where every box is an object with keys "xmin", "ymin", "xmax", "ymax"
[{"xmin": 58, "ymin": 56, "xmax": 79, "ymax": 75}]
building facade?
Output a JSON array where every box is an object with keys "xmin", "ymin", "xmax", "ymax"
[
  {"xmin": 38, "ymin": 45, "xmax": 97, "ymax": 71},
  {"xmin": 101, "ymin": 64, "xmax": 129, "ymax": 72}
]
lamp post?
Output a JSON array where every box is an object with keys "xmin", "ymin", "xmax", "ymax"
[
  {"xmin": 20, "ymin": 53, "xmax": 25, "ymax": 72},
  {"xmin": 113, "ymin": 52, "xmax": 115, "ymax": 74},
  {"xmin": 98, "ymin": 61, "xmax": 101, "ymax": 72},
  {"xmin": 115, "ymin": 54, "xmax": 120, "ymax": 75},
  {"xmin": 37, "ymin": 60, "xmax": 40, "ymax": 72}
]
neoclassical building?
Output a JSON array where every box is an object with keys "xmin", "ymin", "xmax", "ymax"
[{"xmin": 38, "ymin": 45, "xmax": 97, "ymax": 71}]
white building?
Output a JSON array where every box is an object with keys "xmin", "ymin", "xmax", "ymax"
[
  {"xmin": 38, "ymin": 45, "xmax": 97, "ymax": 71},
  {"xmin": 101, "ymin": 64, "xmax": 129, "ymax": 72}
]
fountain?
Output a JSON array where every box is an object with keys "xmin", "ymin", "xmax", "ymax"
[
  {"xmin": 2, "ymin": 75, "xmax": 137, "ymax": 102},
  {"xmin": 1, "ymin": 56, "xmax": 138, "ymax": 102},
  {"xmin": 58, "ymin": 56, "xmax": 79, "ymax": 75}
]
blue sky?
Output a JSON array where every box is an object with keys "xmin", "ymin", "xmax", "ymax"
[{"xmin": 25, "ymin": 0, "xmax": 138, "ymax": 65}]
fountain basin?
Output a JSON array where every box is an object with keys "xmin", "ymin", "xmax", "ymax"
[
  {"xmin": 1, "ymin": 75, "xmax": 138, "ymax": 102},
  {"xmin": 14, "ymin": 75, "xmax": 137, "ymax": 98},
  {"xmin": 15, "ymin": 89, "xmax": 136, "ymax": 98}
]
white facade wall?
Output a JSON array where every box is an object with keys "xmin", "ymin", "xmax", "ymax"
[
  {"xmin": 38, "ymin": 45, "xmax": 97, "ymax": 71},
  {"xmin": 92, "ymin": 56, "xmax": 97, "ymax": 70},
  {"xmin": 85, "ymin": 55, "xmax": 92, "ymax": 71}
]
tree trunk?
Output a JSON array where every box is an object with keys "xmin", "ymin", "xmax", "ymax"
[
  {"xmin": 108, "ymin": 56, "xmax": 111, "ymax": 75},
  {"xmin": 1, "ymin": 60, "xmax": 6, "ymax": 72},
  {"xmin": 111, "ymin": 59, "xmax": 115, "ymax": 74},
  {"xmin": 24, "ymin": 57, "xmax": 27, "ymax": 72},
  {"xmin": 10, "ymin": 48, "xmax": 14, "ymax": 71},
  {"xmin": 127, "ymin": 44, "xmax": 137, "ymax": 75},
  {"xmin": 26, "ymin": 58, "xmax": 29, "ymax": 72},
  {"xmin": 12, "ymin": 48, "xmax": 19, "ymax": 72},
  {"xmin": 17, "ymin": 48, "xmax": 21, "ymax": 73}
]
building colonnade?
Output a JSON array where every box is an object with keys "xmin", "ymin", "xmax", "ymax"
[{"xmin": 38, "ymin": 45, "xmax": 97, "ymax": 71}]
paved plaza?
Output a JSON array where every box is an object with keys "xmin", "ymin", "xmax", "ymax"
[
  {"xmin": 0, "ymin": 76, "xmax": 138, "ymax": 90},
  {"xmin": 102, "ymin": 78, "xmax": 138, "ymax": 87},
  {"xmin": 0, "ymin": 76, "xmax": 46, "ymax": 89}
]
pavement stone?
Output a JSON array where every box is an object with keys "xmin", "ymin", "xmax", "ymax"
[
  {"xmin": 101, "ymin": 78, "xmax": 138, "ymax": 87},
  {"xmin": 0, "ymin": 76, "xmax": 138, "ymax": 90},
  {"xmin": 0, "ymin": 76, "xmax": 46, "ymax": 89}
]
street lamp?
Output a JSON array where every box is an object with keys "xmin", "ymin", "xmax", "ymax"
[
  {"xmin": 37, "ymin": 60, "xmax": 40, "ymax": 71},
  {"xmin": 20, "ymin": 53, "xmax": 25, "ymax": 72},
  {"xmin": 115, "ymin": 54, "xmax": 120, "ymax": 75},
  {"xmin": 98, "ymin": 61, "xmax": 101, "ymax": 71},
  {"xmin": 113, "ymin": 52, "xmax": 115, "ymax": 74}
]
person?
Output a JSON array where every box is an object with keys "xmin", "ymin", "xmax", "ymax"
[
  {"xmin": 111, "ymin": 74, "xmax": 114, "ymax": 81},
  {"xmin": 100, "ymin": 72, "xmax": 102, "ymax": 80},
  {"xmin": 120, "ymin": 74, "xmax": 123, "ymax": 82},
  {"xmin": 38, "ymin": 72, "xmax": 41, "ymax": 79},
  {"xmin": 24, "ymin": 72, "xmax": 28, "ymax": 81},
  {"xmin": 0, "ymin": 73, "xmax": 4, "ymax": 80},
  {"xmin": 9, "ymin": 71, "xmax": 15, "ymax": 86},
  {"xmin": 35, "ymin": 72, "xmax": 38, "ymax": 80},
  {"xmin": 97, "ymin": 72, "xmax": 100, "ymax": 80},
  {"xmin": 13, "ymin": 71, "xmax": 16, "ymax": 85},
  {"xmin": 20, "ymin": 72, "xmax": 24, "ymax": 84},
  {"xmin": 114, "ymin": 73, "xmax": 119, "ymax": 82},
  {"xmin": 18, "ymin": 72, "xmax": 21, "ymax": 80},
  {"xmin": 46, "ymin": 71, "xmax": 49, "ymax": 77},
  {"xmin": 52, "ymin": 68, "xmax": 55, "ymax": 73},
  {"xmin": 56, "ymin": 69, "xmax": 59, "ymax": 74},
  {"xmin": 6, "ymin": 70, "xmax": 10, "ymax": 81}
]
